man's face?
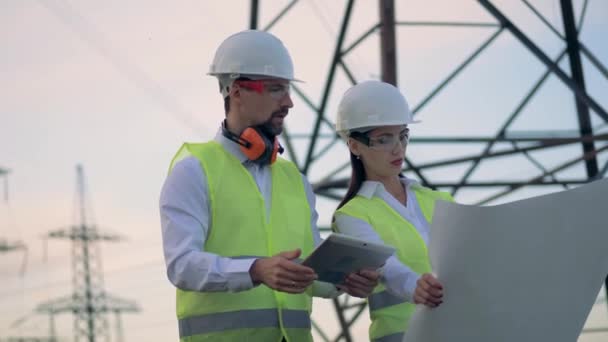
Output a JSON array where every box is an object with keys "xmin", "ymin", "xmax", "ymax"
[{"xmin": 234, "ymin": 79, "xmax": 293, "ymax": 136}]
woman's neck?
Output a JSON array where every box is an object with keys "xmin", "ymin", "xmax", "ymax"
[{"xmin": 368, "ymin": 175, "xmax": 406, "ymax": 205}]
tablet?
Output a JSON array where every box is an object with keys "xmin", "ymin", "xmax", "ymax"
[{"xmin": 301, "ymin": 233, "xmax": 395, "ymax": 284}]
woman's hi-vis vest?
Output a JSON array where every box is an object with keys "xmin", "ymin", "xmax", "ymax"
[
  {"xmin": 334, "ymin": 185, "xmax": 453, "ymax": 342},
  {"xmin": 168, "ymin": 142, "xmax": 315, "ymax": 342}
]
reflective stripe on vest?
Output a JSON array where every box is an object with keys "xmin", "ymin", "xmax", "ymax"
[{"xmin": 179, "ymin": 308, "xmax": 311, "ymax": 338}]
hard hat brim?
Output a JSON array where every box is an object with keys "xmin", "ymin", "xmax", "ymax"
[{"xmin": 207, "ymin": 72, "xmax": 304, "ymax": 83}]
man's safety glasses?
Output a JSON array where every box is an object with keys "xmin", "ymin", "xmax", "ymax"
[{"xmin": 234, "ymin": 80, "xmax": 291, "ymax": 100}]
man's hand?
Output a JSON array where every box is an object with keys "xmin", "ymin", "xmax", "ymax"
[
  {"xmin": 249, "ymin": 249, "xmax": 317, "ymax": 294},
  {"xmin": 339, "ymin": 269, "xmax": 380, "ymax": 298},
  {"xmin": 413, "ymin": 273, "xmax": 443, "ymax": 307}
]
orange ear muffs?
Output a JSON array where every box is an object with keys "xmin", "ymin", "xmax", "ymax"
[
  {"xmin": 240, "ymin": 127, "xmax": 277, "ymax": 163},
  {"xmin": 222, "ymin": 121, "xmax": 283, "ymax": 165}
]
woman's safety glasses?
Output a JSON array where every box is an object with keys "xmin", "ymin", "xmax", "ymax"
[
  {"xmin": 234, "ymin": 80, "xmax": 291, "ymax": 101},
  {"xmin": 350, "ymin": 129, "xmax": 410, "ymax": 152}
]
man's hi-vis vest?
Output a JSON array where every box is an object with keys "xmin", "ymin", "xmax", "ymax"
[
  {"xmin": 169, "ymin": 142, "xmax": 315, "ymax": 342},
  {"xmin": 334, "ymin": 185, "xmax": 453, "ymax": 342}
]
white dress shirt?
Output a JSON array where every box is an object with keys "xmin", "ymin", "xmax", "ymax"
[
  {"xmin": 333, "ymin": 178, "xmax": 430, "ymax": 302},
  {"xmin": 160, "ymin": 128, "xmax": 339, "ymax": 297}
]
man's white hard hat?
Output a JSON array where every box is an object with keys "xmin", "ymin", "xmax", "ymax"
[{"xmin": 208, "ymin": 30, "xmax": 300, "ymax": 82}]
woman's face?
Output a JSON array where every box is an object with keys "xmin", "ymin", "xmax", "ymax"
[{"xmin": 348, "ymin": 125, "xmax": 409, "ymax": 180}]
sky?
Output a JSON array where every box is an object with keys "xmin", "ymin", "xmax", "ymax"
[{"xmin": 1, "ymin": 0, "xmax": 607, "ymax": 341}]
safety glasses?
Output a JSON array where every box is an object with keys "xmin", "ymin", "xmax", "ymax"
[
  {"xmin": 351, "ymin": 129, "xmax": 410, "ymax": 152},
  {"xmin": 234, "ymin": 80, "xmax": 291, "ymax": 101}
]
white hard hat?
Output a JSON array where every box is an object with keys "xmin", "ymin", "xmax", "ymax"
[
  {"xmin": 335, "ymin": 80, "xmax": 418, "ymax": 136},
  {"xmin": 208, "ymin": 30, "xmax": 301, "ymax": 82}
]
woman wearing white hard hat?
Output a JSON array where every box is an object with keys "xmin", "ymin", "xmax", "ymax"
[{"xmin": 333, "ymin": 80, "xmax": 454, "ymax": 342}]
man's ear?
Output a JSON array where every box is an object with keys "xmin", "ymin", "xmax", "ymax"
[
  {"xmin": 230, "ymin": 83, "xmax": 241, "ymax": 100},
  {"xmin": 228, "ymin": 83, "xmax": 244, "ymax": 110}
]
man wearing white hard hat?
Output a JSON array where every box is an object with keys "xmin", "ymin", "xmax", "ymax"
[
  {"xmin": 160, "ymin": 30, "xmax": 379, "ymax": 342},
  {"xmin": 333, "ymin": 80, "xmax": 454, "ymax": 342}
]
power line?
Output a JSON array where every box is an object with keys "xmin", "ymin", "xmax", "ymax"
[
  {"xmin": 0, "ymin": 258, "xmax": 164, "ymax": 299},
  {"xmin": 36, "ymin": 0, "xmax": 209, "ymax": 137}
]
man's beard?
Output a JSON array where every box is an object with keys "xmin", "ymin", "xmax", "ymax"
[{"xmin": 259, "ymin": 108, "xmax": 288, "ymax": 137}]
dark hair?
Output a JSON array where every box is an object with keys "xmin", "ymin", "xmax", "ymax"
[
  {"xmin": 223, "ymin": 76, "xmax": 252, "ymax": 116},
  {"xmin": 224, "ymin": 96, "xmax": 230, "ymax": 115},
  {"xmin": 336, "ymin": 151, "xmax": 367, "ymax": 210}
]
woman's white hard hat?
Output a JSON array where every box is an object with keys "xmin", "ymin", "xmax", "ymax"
[{"xmin": 335, "ymin": 80, "xmax": 418, "ymax": 138}]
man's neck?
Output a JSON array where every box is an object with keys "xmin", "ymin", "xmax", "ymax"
[{"xmin": 225, "ymin": 113, "xmax": 248, "ymax": 136}]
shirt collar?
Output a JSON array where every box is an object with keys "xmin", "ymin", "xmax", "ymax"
[
  {"xmin": 214, "ymin": 127, "xmax": 249, "ymax": 164},
  {"xmin": 357, "ymin": 177, "xmax": 419, "ymax": 199}
]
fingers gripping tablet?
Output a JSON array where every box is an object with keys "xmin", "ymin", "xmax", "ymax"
[{"xmin": 300, "ymin": 233, "xmax": 395, "ymax": 284}]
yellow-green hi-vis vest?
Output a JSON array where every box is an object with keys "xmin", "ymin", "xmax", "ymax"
[
  {"xmin": 334, "ymin": 185, "xmax": 453, "ymax": 342},
  {"xmin": 168, "ymin": 142, "xmax": 315, "ymax": 342}
]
